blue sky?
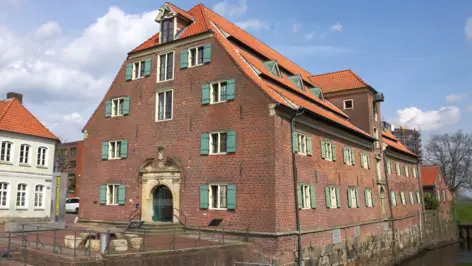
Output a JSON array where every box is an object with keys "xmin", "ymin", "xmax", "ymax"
[{"xmin": 0, "ymin": 0, "xmax": 471, "ymax": 141}]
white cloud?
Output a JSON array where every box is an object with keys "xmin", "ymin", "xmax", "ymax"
[
  {"xmin": 212, "ymin": 0, "xmax": 247, "ymax": 18},
  {"xmin": 236, "ymin": 19, "xmax": 270, "ymax": 31},
  {"xmin": 288, "ymin": 19, "xmax": 301, "ymax": 33},
  {"xmin": 395, "ymin": 106, "xmax": 460, "ymax": 131},
  {"xmin": 466, "ymin": 18, "xmax": 472, "ymax": 41},
  {"xmin": 64, "ymin": 112, "xmax": 83, "ymax": 122},
  {"xmin": 330, "ymin": 22, "xmax": 343, "ymax": 32},
  {"xmin": 34, "ymin": 21, "xmax": 61, "ymax": 40},
  {"xmin": 446, "ymin": 93, "xmax": 468, "ymax": 103}
]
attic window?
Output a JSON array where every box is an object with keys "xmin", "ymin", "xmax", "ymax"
[
  {"xmin": 343, "ymin": 100, "xmax": 353, "ymax": 110},
  {"xmin": 262, "ymin": 61, "xmax": 281, "ymax": 78},
  {"xmin": 288, "ymin": 75, "xmax": 304, "ymax": 90},
  {"xmin": 161, "ymin": 18, "xmax": 174, "ymax": 43},
  {"xmin": 309, "ymin": 87, "xmax": 322, "ymax": 99}
]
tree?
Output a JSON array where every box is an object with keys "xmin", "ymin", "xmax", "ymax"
[{"xmin": 425, "ymin": 131, "xmax": 472, "ymax": 193}]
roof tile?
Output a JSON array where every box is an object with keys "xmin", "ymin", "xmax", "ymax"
[
  {"xmin": 421, "ymin": 165, "xmax": 440, "ymax": 186},
  {"xmin": 309, "ymin": 70, "xmax": 370, "ymax": 93}
]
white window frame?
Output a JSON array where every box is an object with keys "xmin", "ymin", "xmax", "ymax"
[
  {"xmin": 155, "ymin": 89, "xmax": 173, "ymax": 122},
  {"xmin": 132, "ymin": 60, "xmax": 146, "ymax": 80},
  {"xmin": 400, "ymin": 191, "xmax": 406, "ymax": 205},
  {"xmin": 443, "ymin": 190, "xmax": 446, "ymax": 202},
  {"xmin": 0, "ymin": 141, "xmax": 13, "ymax": 163},
  {"xmin": 209, "ymin": 132, "xmax": 228, "ymax": 155},
  {"xmin": 416, "ymin": 192, "xmax": 421, "ymax": 204},
  {"xmin": 405, "ymin": 165, "xmax": 410, "ymax": 177},
  {"xmin": 329, "ymin": 187, "xmax": 338, "ymax": 208},
  {"xmin": 409, "ymin": 191, "xmax": 414, "ymax": 205},
  {"xmin": 16, "ymin": 183, "xmax": 27, "ymax": 209},
  {"xmin": 373, "ymin": 127, "xmax": 379, "ymax": 148},
  {"xmin": 106, "ymin": 184, "xmax": 120, "ymax": 205},
  {"xmin": 188, "ymin": 45, "xmax": 205, "ymax": 67},
  {"xmin": 361, "ymin": 153, "xmax": 369, "ymax": 169},
  {"xmin": 111, "ymin": 97, "xmax": 125, "ymax": 117},
  {"xmin": 366, "ymin": 189, "xmax": 373, "ymax": 207},
  {"xmin": 34, "ymin": 185, "xmax": 45, "ymax": 209},
  {"xmin": 0, "ymin": 182, "xmax": 9, "ymax": 208},
  {"xmin": 19, "ymin": 144, "xmax": 31, "ymax": 165},
  {"xmin": 300, "ymin": 185, "xmax": 311, "ymax": 209},
  {"xmin": 387, "ymin": 160, "xmax": 392, "ymax": 174},
  {"xmin": 297, "ymin": 133, "xmax": 307, "ymax": 156},
  {"xmin": 324, "ymin": 141, "xmax": 334, "ymax": 162},
  {"xmin": 209, "ymin": 184, "xmax": 228, "ymax": 210},
  {"xmin": 348, "ymin": 187, "xmax": 358, "ymax": 208},
  {"xmin": 391, "ymin": 192, "xmax": 397, "ymax": 206},
  {"xmin": 108, "ymin": 141, "xmax": 122, "ymax": 160},
  {"xmin": 345, "ymin": 148, "xmax": 354, "ymax": 166},
  {"xmin": 376, "ymin": 159, "xmax": 382, "ymax": 180},
  {"xmin": 37, "ymin": 147, "xmax": 47, "ymax": 167},
  {"xmin": 396, "ymin": 162, "xmax": 401, "ymax": 175},
  {"xmin": 157, "ymin": 51, "xmax": 175, "ymax": 82},
  {"xmin": 373, "ymin": 103, "xmax": 378, "ymax": 122},
  {"xmin": 436, "ymin": 190, "xmax": 440, "ymax": 201},
  {"xmin": 343, "ymin": 99, "xmax": 353, "ymax": 110},
  {"xmin": 210, "ymin": 81, "xmax": 228, "ymax": 104}
]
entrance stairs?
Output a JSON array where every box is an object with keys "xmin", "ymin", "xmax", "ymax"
[{"xmin": 114, "ymin": 222, "xmax": 187, "ymax": 236}]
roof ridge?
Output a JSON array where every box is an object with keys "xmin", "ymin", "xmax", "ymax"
[
  {"xmin": 192, "ymin": 3, "xmax": 211, "ymax": 35},
  {"xmin": 311, "ymin": 69, "xmax": 353, "ymax": 77}
]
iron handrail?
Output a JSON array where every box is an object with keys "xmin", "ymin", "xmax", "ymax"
[{"xmin": 173, "ymin": 208, "xmax": 187, "ymax": 231}]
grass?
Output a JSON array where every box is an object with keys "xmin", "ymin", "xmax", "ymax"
[
  {"xmin": 455, "ymin": 202, "xmax": 472, "ymax": 223},
  {"xmin": 458, "ymin": 264, "xmax": 472, "ymax": 266}
]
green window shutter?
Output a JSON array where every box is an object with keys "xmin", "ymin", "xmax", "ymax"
[
  {"xmin": 310, "ymin": 185, "xmax": 316, "ymax": 208},
  {"xmin": 118, "ymin": 185, "xmax": 126, "ymax": 205},
  {"xmin": 200, "ymin": 134, "xmax": 209, "ymax": 155},
  {"xmin": 360, "ymin": 153, "xmax": 364, "ymax": 168},
  {"xmin": 321, "ymin": 140, "xmax": 326, "ymax": 159},
  {"xmin": 203, "ymin": 44, "xmax": 212, "ymax": 63},
  {"xmin": 122, "ymin": 97, "xmax": 130, "ymax": 115},
  {"xmin": 101, "ymin": 142, "xmax": 109, "ymax": 160},
  {"xmin": 199, "ymin": 185, "xmax": 209, "ymax": 209},
  {"xmin": 226, "ymin": 79, "xmax": 235, "ymax": 100},
  {"xmin": 293, "ymin": 133, "xmax": 299, "ymax": 153},
  {"xmin": 201, "ymin": 84, "xmax": 210, "ymax": 104},
  {"xmin": 100, "ymin": 185, "xmax": 107, "ymax": 205},
  {"xmin": 343, "ymin": 148, "xmax": 348, "ymax": 164},
  {"xmin": 125, "ymin": 63, "xmax": 133, "ymax": 80},
  {"xmin": 351, "ymin": 150, "xmax": 356, "ymax": 165},
  {"xmin": 331, "ymin": 143, "xmax": 337, "ymax": 161},
  {"xmin": 105, "ymin": 100, "xmax": 112, "ymax": 118},
  {"xmin": 324, "ymin": 187, "xmax": 331, "ymax": 208},
  {"xmin": 180, "ymin": 50, "xmax": 189, "ymax": 69},
  {"xmin": 364, "ymin": 189, "xmax": 369, "ymax": 207},
  {"xmin": 226, "ymin": 131, "xmax": 236, "ymax": 153},
  {"xmin": 227, "ymin": 184, "xmax": 236, "ymax": 209},
  {"xmin": 306, "ymin": 137, "xmax": 312, "ymax": 156},
  {"xmin": 367, "ymin": 155, "xmax": 371, "ymax": 169},
  {"xmin": 335, "ymin": 188, "xmax": 341, "ymax": 208},
  {"xmin": 297, "ymin": 184, "xmax": 302, "ymax": 209},
  {"xmin": 144, "ymin": 58, "xmax": 152, "ymax": 76},
  {"xmin": 347, "ymin": 189, "xmax": 352, "ymax": 208},
  {"xmin": 120, "ymin": 140, "xmax": 128, "ymax": 158},
  {"xmin": 355, "ymin": 188, "xmax": 360, "ymax": 208}
]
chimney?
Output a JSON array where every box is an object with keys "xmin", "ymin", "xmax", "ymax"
[{"xmin": 7, "ymin": 92, "xmax": 23, "ymax": 104}]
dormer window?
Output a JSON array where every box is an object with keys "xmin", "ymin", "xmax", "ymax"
[
  {"xmin": 161, "ymin": 18, "xmax": 174, "ymax": 43},
  {"xmin": 262, "ymin": 61, "xmax": 281, "ymax": 78}
]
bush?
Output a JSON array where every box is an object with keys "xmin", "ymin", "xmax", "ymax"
[{"xmin": 424, "ymin": 192, "xmax": 440, "ymax": 210}]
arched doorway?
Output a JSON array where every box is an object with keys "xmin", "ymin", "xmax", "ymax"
[{"xmin": 152, "ymin": 185, "xmax": 173, "ymax": 222}]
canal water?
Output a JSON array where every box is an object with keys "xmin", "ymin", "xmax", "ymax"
[{"xmin": 397, "ymin": 242, "xmax": 472, "ymax": 266}]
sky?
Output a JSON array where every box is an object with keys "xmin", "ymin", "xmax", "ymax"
[{"xmin": 0, "ymin": 0, "xmax": 471, "ymax": 142}]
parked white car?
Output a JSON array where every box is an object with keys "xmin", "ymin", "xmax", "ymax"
[{"xmin": 65, "ymin": 197, "xmax": 79, "ymax": 214}]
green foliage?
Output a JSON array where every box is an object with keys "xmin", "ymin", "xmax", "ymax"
[
  {"xmin": 424, "ymin": 192, "xmax": 440, "ymax": 210},
  {"xmin": 455, "ymin": 202, "xmax": 472, "ymax": 223}
]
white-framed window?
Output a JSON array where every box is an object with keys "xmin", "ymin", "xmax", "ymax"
[
  {"xmin": 209, "ymin": 184, "xmax": 227, "ymax": 210},
  {"xmin": 343, "ymin": 99, "xmax": 353, "ymax": 110},
  {"xmin": 16, "ymin": 183, "xmax": 27, "ymax": 208},
  {"xmin": 373, "ymin": 103, "xmax": 378, "ymax": 122},
  {"xmin": 416, "ymin": 192, "xmax": 421, "ymax": 204},
  {"xmin": 361, "ymin": 152, "xmax": 370, "ymax": 169},
  {"xmin": 387, "ymin": 161, "xmax": 393, "ymax": 174},
  {"xmin": 107, "ymin": 184, "xmax": 120, "ymax": 205},
  {"xmin": 322, "ymin": 140, "xmax": 335, "ymax": 161},
  {"xmin": 210, "ymin": 132, "xmax": 228, "ymax": 155},
  {"xmin": 161, "ymin": 18, "xmax": 174, "ymax": 43},
  {"xmin": 0, "ymin": 182, "xmax": 9, "ymax": 207},
  {"xmin": 300, "ymin": 185, "xmax": 311, "ymax": 209},
  {"xmin": 443, "ymin": 190, "xmax": 446, "ymax": 202},
  {"xmin": 400, "ymin": 191, "xmax": 406, "ymax": 205},
  {"xmin": 373, "ymin": 127, "xmax": 379, "ymax": 148},
  {"xmin": 189, "ymin": 45, "xmax": 205, "ymax": 67},
  {"xmin": 111, "ymin": 97, "xmax": 125, "ymax": 117},
  {"xmin": 297, "ymin": 133, "xmax": 307, "ymax": 156},
  {"xmin": 412, "ymin": 167, "xmax": 418, "ymax": 178},
  {"xmin": 326, "ymin": 187, "xmax": 339, "ymax": 208},
  {"xmin": 156, "ymin": 90, "xmax": 173, "ymax": 121},
  {"xmin": 409, "ymin": 191, "xmax": 415, "ymax": 205},
  {"xmin": 132, "ymin": 60, "xmax": 146, "ymax": 80},
  {"xmin": 37, "ymin": 147, "xmax": 47, "ymax": 167},
  {"xmin": 19, "ymin": 144, "xmax": 30, "ymax": 165},
  {"xmin": 405, "ymin": 165, "xmax": 410, "ymax": 177},
  {"xmin": 365, "ymin": 189, "xmax": 374, "ymax": 207},
  {"xmin": 34, "ymin": 185, "xmax": 44, "ymax": 208},
  {"xmin": 376, "ymin": 159, "xmax": 382, "ymax": 180},
  {"xmin": 158, "ymin": 51, "xmax": 174, "ymax": 82},
  {"xmin": 108, "ymin": 141, "xmax": 122, "ymax": 159},
  {"xmin": 390, "ymin": 191, "xmax": 397, "ymax": 206},
  {"xmin": 436, "ymin": 190, "xmax": 440, "ymax": 201},
  {"xmin": 344, "ymin": 147, "xmax": 355, "ymax": 165},
  {"xmin": 348, "ymin": 187, "xmax": 359, "ymax": 208},
  {"xmin": 396, "ymin": 162, "xmax": 402, "ymax": 175},
  {"xmin": 0, "ymin": 141, "xmax": 12, "ymax": 162},
  {"xmin": 210, "ymin": 81, "xmax": 228, "ymax": 104}
]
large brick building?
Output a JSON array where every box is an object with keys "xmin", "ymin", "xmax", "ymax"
[
  {"xmin": 55, "ymin": 141, "xmax": 83, "ymax": 197},
  {"xmin": 79, "ymin": 2, "xmax": 423, "ymax": 263}
]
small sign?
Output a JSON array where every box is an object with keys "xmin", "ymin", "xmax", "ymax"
[{"xmin": 55, "ymin": 176, "xmax": 61, "ymax": 216}]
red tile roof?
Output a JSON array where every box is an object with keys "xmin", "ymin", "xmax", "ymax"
[
  {"xmin": 421, "ymin": 165, "xmax": 441, "ymax": 186},
  {"xmin": 309, "ymin": 70, "xmax": 370, "ymax": 93},
  {"xmin": 166, "ymin": 2, "xmax": 194, "ymax": 21},
  {"xmin": 382, "ymin": 130, "xmax": 417, "ymax": 157},
  {"xmin": 0, "ymin": 99, "xmax": 58, "ymax": 140}
]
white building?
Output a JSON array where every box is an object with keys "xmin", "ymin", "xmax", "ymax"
[{"xmin": 0, "ymin": 93, "xmax": 59, "ymax": 222}]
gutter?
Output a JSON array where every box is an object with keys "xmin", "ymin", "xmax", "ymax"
[{"xmin": 290, "ymin": 107, "xmax": 305, "ymax": 266}]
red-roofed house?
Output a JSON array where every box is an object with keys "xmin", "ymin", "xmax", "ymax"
[
  {"xmin": 421, "ymin": 165, "xmax": 452, "ymax": 218},
  {"xmin": 79, "ymin": 2, "xmax": 423, "ymax": 264},
  {"xmin": 0, "ymin": 93, "xmax": 59, "ymax": 222}
]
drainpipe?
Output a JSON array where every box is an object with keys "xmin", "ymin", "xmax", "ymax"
[
  {"xmin": 381, "ymin": 149, "xmax": 395, "ymax": 244},
  {"xmin": 290, "ymin": 107, "xmax": 305, "ymax": 266}
]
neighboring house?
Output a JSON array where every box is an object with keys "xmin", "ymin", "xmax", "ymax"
[
  {"xmin": 55, "ymin": 141, "xmax": 83, "ymax": 197},
  {"xmin": 421, "ymin": 165, "xmax": 452, "ymax": 218},
  {"xmin": 79, "ymin": 2, "xmax": 423, "ymax": 263},
  {"xmin": 0, "ymin": 93, "xmax": 59, "ymax": 222}
]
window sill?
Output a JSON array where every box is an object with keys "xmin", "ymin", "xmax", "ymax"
[
  {"xmin": 209, "ymin": 153, "xmax": 228, "ymax": 156},
  {"xmin": 155, "ymin": 118, "xmax": 173, "ymax": 123},
  {"xmin": 0, "ymin": 207, "xmax": 9, "ymax": 210},
  {"xmin": 156, "ymin": 78, "xmax": 174, "ymax": 83},
  {"xmin": 208, "ymin": 208, "xmax": 228, "ymax": 211},
  {"xmin": 37, "ymin": 166, "xmax": 48, "ymax": 169},
  {"xmin": 188, "ymin": 63, "xmax": 204, "ymax": 68},
  {"xmin": 19, "ymin": 163, "xmax": 31, "ymax": 167},
  {"xmin": 16, "ymin": 207, "xmax": 28, "ymax": 211},
  {"xmin": 209, "ymin": 100, "xmax": 228, "ymax": 105},
  {"xmin": 111, "ymin": 114, "xmax": 125, "ymax": 118},
  {"xmin": 0, "ymin": 161, "xmax": 13, "ymax": 165},
  {"xmin": 34, "ymin": 208, "xmax": 45, "ymax": 211},
  {"xmin": 106, "ymin": 204, "xmax": 119, "ymax": 206},
  {"xmin": 131, "ymin": 76, "xmax": 145, "ymax": 81},
  {"xmin": 107, "ymin": 157, "xmax": 124, "ymax": 160}
]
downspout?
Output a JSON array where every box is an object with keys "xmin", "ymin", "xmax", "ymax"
[
  {"xmin": 381, "ymin": 148, "xmax": 396, "ymax": 244},
  {"xmin": 290, "ymin": 107, "xmax": 305, "ymax": 266}
]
